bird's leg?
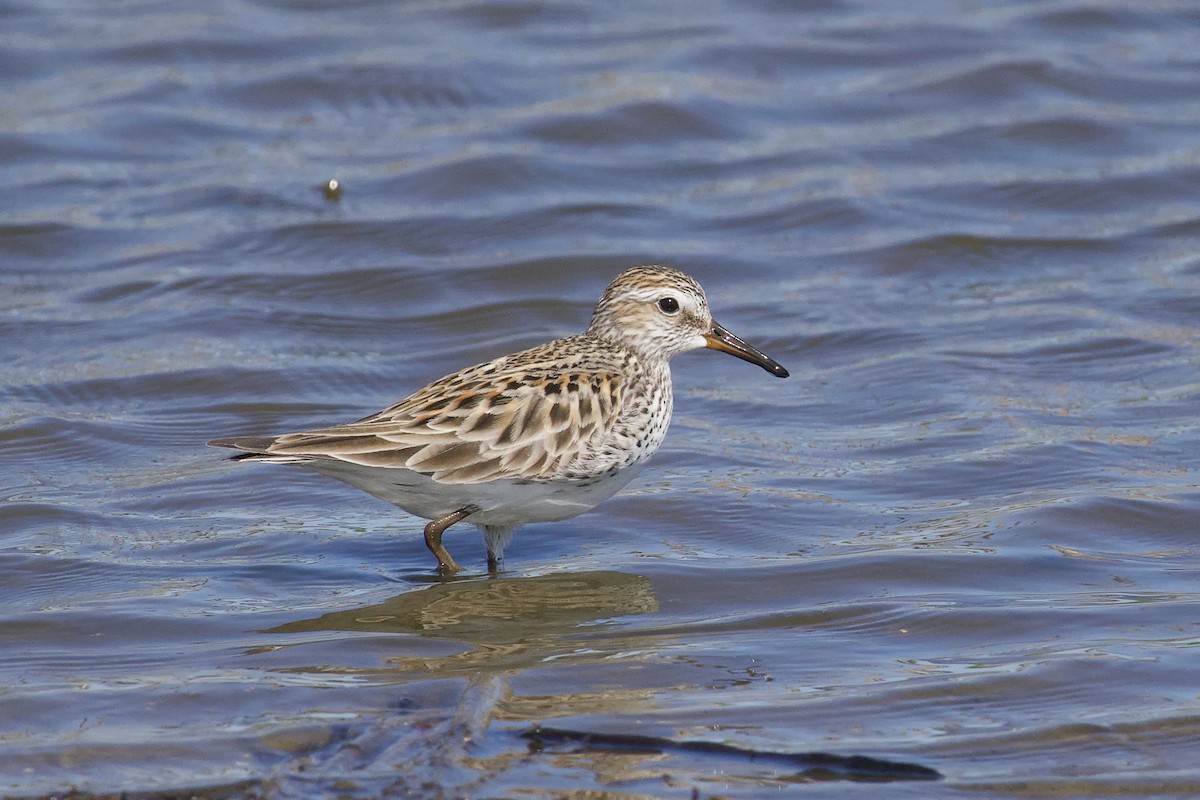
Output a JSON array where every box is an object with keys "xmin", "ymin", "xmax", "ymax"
[
  {"xmin": 424, "ymin": 507, "xmax": 474, "ymax": 573},
  {"xmin": 483, "ymin": 525, "xmax": 515, "ymax": 574}
]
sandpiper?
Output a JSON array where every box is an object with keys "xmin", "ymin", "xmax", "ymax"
[{"xmin": 210, "ymin": 266, "xmax": 788, "ymax": 573}]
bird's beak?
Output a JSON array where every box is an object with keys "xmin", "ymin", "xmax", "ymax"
[{"xmin": 703, "ymin": 321, "xmax": 789, "ymax": 378}]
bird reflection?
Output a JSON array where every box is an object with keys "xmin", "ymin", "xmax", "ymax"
[{"xmin": 264, "ymin": 570, "xmax": 658, "ymax": 677}]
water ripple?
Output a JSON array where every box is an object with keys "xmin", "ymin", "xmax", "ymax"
[{"xmin": 7, "ymin": 0, "xmax": 1200, "ymax": 796}]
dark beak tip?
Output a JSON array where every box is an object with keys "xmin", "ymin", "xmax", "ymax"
[{"xmin": 705, "ymin": 326, "xmax": 790, "ymax": 379}]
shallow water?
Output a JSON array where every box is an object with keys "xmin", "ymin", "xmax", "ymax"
[{"xmin": 5, "ymin": 0, "xmax": 1200, "ymax": 797}]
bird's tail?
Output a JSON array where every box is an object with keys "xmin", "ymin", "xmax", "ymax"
[{"xmin": 207, "ymin": 436, "xmax": 304, "ymax": 462}]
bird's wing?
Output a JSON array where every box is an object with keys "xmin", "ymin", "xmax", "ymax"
[{"xmin": 241, "ymin": 364, "xmax": 625, "ymax": 484}]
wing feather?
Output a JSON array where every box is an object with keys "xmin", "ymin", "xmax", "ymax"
[{"xmin": 239, "ymin": 348, "xmax": 625, "ymax": 485}]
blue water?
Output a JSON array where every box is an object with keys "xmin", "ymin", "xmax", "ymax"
[{"xmin": 5, "ymin": 1, "xmax": 1200, "ymax": 797}]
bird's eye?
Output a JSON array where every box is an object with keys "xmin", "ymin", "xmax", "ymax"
[{"xmin": 657, "ymin": 296, "xmax": 680, "ymax": 315}]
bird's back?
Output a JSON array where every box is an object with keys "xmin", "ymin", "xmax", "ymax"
[{"xmin": 209, "ymin": 333, "xmax": 673, "ymax": 486}]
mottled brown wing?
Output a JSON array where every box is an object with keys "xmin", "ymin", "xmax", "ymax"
[{"xmin": 256, "ymin": 369, "xmax": 624, "ymax": 484}]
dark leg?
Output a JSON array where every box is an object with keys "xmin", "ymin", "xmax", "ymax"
[{"xmin": 424, "ymin": 507, "xmax": 473, "ymax": 573}]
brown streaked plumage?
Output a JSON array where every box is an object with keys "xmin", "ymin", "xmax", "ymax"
[{"xmin": 210, "ymin": 265, "xmax": 788, "ymax": 573}]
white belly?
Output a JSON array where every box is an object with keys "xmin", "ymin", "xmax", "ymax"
[{"xmin": 304, "ymin": 460, "xmax": 646, "ymax": 527}]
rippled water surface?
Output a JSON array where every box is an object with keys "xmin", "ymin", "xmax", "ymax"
[{"xmin": 6, "ymin": 1, "xmax": 1200, "ymax": 797}]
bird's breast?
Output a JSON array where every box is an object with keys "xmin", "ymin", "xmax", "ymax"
[{"xmin": 561, "ymin": 365, "xmax": 674, "ymax": 479}]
